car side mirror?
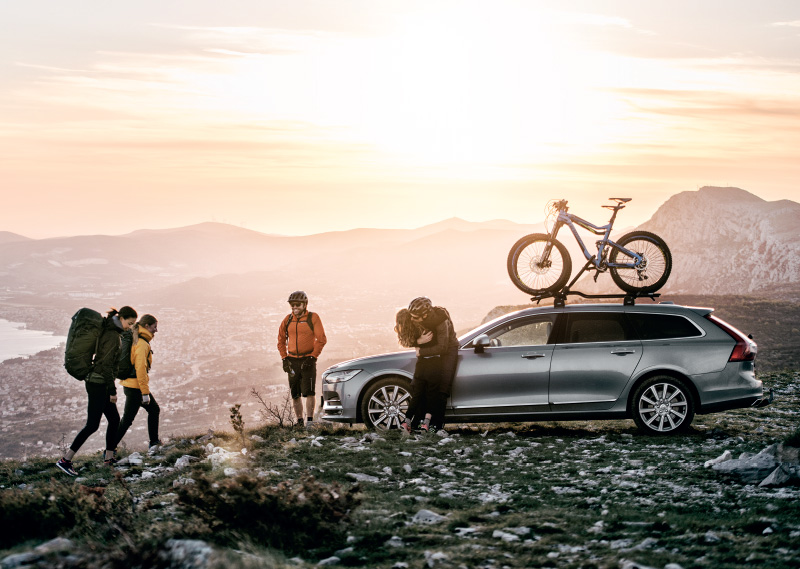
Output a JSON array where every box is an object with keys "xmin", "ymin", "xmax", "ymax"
[{"xmin": 473, "ymin": 334, "xmax": 491, "ymax": 354}]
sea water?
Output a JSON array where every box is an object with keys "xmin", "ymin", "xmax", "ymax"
[{"xmin": 0, "ymin": 319, "xmax": 67, "ymax": 363}]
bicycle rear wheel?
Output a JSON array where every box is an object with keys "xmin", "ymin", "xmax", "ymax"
[
  {"xmin": 507, "ymin": 234, "xmax": 572, "ymax": 295},
  {"xmin": 609, "ymin": 231, "xmax": 672, "ymax": 293}
]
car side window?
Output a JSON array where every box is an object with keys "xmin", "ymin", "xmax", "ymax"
[
  {"xmin": 565, "ymin": 313, "xmax": 632, "ymax": 343},
  {"xmin": 628, "ymin": 313, "xmax": 703, "ymax": 340},
  {"xmin": 486, "ymin": 317, "xmax": 555, "ymax": 347}
]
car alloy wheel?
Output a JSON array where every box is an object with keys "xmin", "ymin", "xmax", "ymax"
[
  {"xmin": 633, "ymin": 376, "xmax": 695, "ymax": 434},
  {"xmin": 361, "ymin": 377, "xmax": 412, "ymax": 431}
]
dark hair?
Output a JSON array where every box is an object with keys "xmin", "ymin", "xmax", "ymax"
[
  {"xmin": 138, "ymin": 314, "xmax": 157, "ymax": 327},
  {"xmin": 107, "ymin": 306, "xmax": 138, "ymax": 320},
  {"xmin": 395, "ymin": 308, "xmax": 422, "ymax": 348}
]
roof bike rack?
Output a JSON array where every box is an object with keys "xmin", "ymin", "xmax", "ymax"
[{"xmin": 530, "ymin": 257, "xmax": 660, "ymax": 308}]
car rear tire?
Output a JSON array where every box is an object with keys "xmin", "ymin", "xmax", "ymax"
[
  {"xmin": 632, "ymin": 375, "xmax": 694, "ymax": 434},
  {"xmin": 361, "ymin": 377, "xmax": 412, "ymax": 431}
]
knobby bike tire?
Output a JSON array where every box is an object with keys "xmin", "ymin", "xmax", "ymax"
[
  {"xmin": 609, "ymin": 230, "xmax": 672, "ymax": 293},
  {"xmin": 507, "ymin": 234, "xmax": 572, "ymax": 295}
]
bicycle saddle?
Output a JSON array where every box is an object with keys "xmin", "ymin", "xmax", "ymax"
[{"xmin": 603, "ymin": 197, "xmax": 632, "ymax": 209}]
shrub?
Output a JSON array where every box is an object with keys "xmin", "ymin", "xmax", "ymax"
[
  {"xmin": 175, "ymin": 473, "xmax": 360, "ymax": 553},
  {"xmin": 0, "ymin": 481, "xmax": 110, "ymax": 547}
]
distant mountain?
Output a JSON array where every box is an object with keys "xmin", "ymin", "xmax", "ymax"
[{"xmin": 0, "ymin": 231, "xmax": 30, "ymax": 244}]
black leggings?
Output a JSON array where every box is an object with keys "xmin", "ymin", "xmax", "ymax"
[
  {"xmin": 116, "ymin": 387, "xmax": 161, "ymax": 447},
  {"xmin": 406, "ymin": 354, "xmax": 453, "ymax": 428},
  {"xmin": 70, "ymin": 381, "xmax": 120, "ymax": 453}
]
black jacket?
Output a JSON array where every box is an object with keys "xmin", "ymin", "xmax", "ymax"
[
  {"xmin": 416, "ymin": 307, "xmax": 458, "ymax": 357},
  {"xmin": 86, "ymin": 316, "xmax": 124, "ymax": 394}
]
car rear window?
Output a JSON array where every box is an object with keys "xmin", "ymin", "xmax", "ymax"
[{"xmin": 628, "ymin": 313, "xmax": 703, "ymax": 340}]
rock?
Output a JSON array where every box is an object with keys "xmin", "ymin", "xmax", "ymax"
[
  {"xmin": 492, "ymin": 530, "xmax": 520, "ymax": 542},
  {"xmin": 412, "ymin": 509, "xmax": 447, "ymax": 525},
  {"xmin": 33, "ymin": 537, "xmax": 74, "ymax": 554},
  {"xmin": 423, "ymin": 551, "xmax": 448, "ymax": 567},
  {"xmin": 173, "ymin": 477, "xmax": 196, "ymax": 488},
  {"xmin": 346, "ymin": 472, "xmax": 379, "ymax": 483},
  {"xmin": 704, "ymin": 530, "xmax": 721, "ymax": 543},
  {"xmin": 619, "ymin": 560, "xmax": 658, "ymax": 569},
  {"xmin": 317, "ymin": 556, "xmax": 341, "ymax": 566},
  {"xmin": 759, "ymin": 464, "xmax": 800, "ymax": 487},
  {"xmin": 223, "ymin": 467, "xmax": 239, "ymax": 477},
  {"xmin": 198, "ymin": 430, "xmax": 214, "ymax": 443},
  {"xmin": 385, "ymin": 536, "xmax": 405, "ymax": 547},
  {"xmin": 117, "ymin": 452, "xmax": 143, "ymax": 466},
  {"xmin": 704, "ymin": 450, "xmax": 732, "ymax": 468},
  {"xmin": 141, "ymin": 470, "xmax": 157, "ymax": 480},
  {"xmin": 160, "ymin": 539, "xmax": 213, "ymax": 568},
  {"xmin": 1, "ymin": 551, "xmax": 39, "ymax": 568},
  {"xmin": 711, "ymin": 452, "xmax": 778, "ymax": 483},
  {"xmin": 175, "ymin": 455, "xmax": 200, "ymax": 470},
  {"xmin": 250, "ymin": 434, "xmax": 265, "ymax": 442}
]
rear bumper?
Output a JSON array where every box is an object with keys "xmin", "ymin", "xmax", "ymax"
[{"xmin": 699, "ymin": 388, "xmax": 773, "ymax": 414}]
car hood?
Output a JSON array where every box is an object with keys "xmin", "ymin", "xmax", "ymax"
[{"xmin": 323, "ymin": 350, "xmax": 416, "ymax": 372}]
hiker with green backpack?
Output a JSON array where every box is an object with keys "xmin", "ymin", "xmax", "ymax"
[
  {"xmin": 115, "ymin": 314, "xmax": 161, "ymax": 453},
  {"xmin": 57, "ymin": 306, "xmax": 138, "ymax": 476}
]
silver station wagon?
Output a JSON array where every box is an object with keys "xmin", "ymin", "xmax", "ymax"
[{"xmin": 321, "ymin": 302, "xmax": 771, "ymax": 435}]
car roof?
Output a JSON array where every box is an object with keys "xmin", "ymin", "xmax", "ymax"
[{"xmin": 478, "ymin": 302, "xmax": 714, "ymax": 329}]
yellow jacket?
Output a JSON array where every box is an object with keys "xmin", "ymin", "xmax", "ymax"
[{"xmin": 121, "ymin": 327, "xmax": 153, "ymax": 395}]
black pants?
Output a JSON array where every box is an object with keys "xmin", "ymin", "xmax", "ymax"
[
  {"xmin": 287, "ymin": 357, "xmax": 316, "ymax": 399},
  {"xmin": 405, "ymin": 355, "xmax": 445, "ymax": 428},
  {"xmin": 70, "ymin": 381, "xmax": 120, "ymax": 453},
  {"xmin": 116, "ymin": 387, "xmax": 161, "ymax": 447},
  {"xmin": 429, "ymin": 350, "xmax": 458, "ymax": 430}
]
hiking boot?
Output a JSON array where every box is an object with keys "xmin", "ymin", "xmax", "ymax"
[
  {"xmin": 56, "ymin": 458, "xmax": 78, "ymax": 477},
  {"xmin": 103, "ymin": 456, "xmax": 119, "ymax": 467},
  {"xmin": 294, "ymin": 418, "xmax": 305, "ymax": 429},
  {"xmin": 400, "ymin": 422, "xmax": 412, "ymax": 434},
  {"xmin": 148, "ymin": 440, "xmax": 163, "ymax": 454}
]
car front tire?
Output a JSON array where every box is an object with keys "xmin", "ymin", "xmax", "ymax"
[
  {"xmin": 632, "ymin": 375, "xmax": 695, "ymax": 434},
  {"xmin": 361, "ymin": 377, "xmax": 412, "ymax": 431}
]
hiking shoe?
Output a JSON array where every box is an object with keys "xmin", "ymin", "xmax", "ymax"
[
  {"xmin": 103, "ymin": 457, "xmax": 119, "ymax": 467},
  {"xmin": 400, "ymin": 422, "xmax": 412, "ymax": 434},
  {"xmin": 294, "ymin": 418, "xmax": 305, "ymax": 429},
  {"xmin": 148, "ymin": 440, "xmax": 162, "ymax": 454},
  {"xmin": 56, "ymin": 458, "xmax": 78, "ymax": 477}
]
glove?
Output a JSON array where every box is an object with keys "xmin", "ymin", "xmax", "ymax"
[
  {"xmin": 142, "ymin": 394, "xmax": 151, "ymax": 405},
  {"xmin": 301, "ymin": 356, "xmax": 317, "ymax": 371},
  {"xmin": 110, "ymin": 395, "xmax": 117, "ymax": 404},
  {"xmin": 282, "ymin": 358, "xmax": 292, "ymax": 373}
]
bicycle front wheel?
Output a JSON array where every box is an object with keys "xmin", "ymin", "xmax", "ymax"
[
  {"xmin": 507, "ymin": 234, "xmax": 572, "ymax": 295},
  {"xmin": 609, "ymin": 231, "xmax": 672, "ymax": 293}
]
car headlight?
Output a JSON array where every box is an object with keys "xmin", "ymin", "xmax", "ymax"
[{"xmin": 323, "ymin": 369, "xmax": 362, "ymax": 384}]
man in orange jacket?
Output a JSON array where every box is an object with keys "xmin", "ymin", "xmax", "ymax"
[{"xmin": 277, "ymin": 291, "xmax": 327, "ymax": 427}]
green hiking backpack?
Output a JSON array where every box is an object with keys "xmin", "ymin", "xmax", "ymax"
[
  {"xmin": 64, "ymin": 308, "xmax": 105, "ymax": 380},
  {"xmin": 116, "ymin": 329, "xmax": 135, "ymax": 379}
]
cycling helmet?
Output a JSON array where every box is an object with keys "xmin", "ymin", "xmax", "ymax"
[
  {"xmin": 288, "ymin": 291, "xmax": 308, "ymax": 304},
  {"xmin": 408, "ymin": 296, "xmax": 432, "ymax": 317}
]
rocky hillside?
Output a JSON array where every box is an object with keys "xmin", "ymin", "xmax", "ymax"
[
  {"xmin": 641, "ymin": 186, "xmax": 800, "ymax": 295},
  {"xmin": 1, "ymin": 371, "xmax": 799, "ymax": 569}
]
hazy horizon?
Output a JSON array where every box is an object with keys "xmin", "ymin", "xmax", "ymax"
[{"xmin": 2, "ymin": 1, "xmax": 800, "ymax": 239}]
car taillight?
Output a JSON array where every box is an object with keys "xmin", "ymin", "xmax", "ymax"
[{"xmin": 706, "ymin": 315, "xmax": 756, "ymax": 362}]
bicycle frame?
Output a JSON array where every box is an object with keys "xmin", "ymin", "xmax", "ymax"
[{"xmin": 547, "ymin": 206, "xmax": 643, "ymax": 270}]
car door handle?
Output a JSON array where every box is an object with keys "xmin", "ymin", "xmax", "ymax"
[
  {"xmin": 610, "ymin": 348, "xmax": 636, "ymax": 355},
  {"xmin": 522, "ymin": 353, "xmax": 546, "ymax": 359}
]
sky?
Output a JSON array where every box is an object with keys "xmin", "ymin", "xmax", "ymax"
[{"xmin": 1, "ymin": 0, "xmax": 799, "ymax": 238}]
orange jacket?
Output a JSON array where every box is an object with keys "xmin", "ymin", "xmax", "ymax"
[{"xmin": 277, "ymin": 311, "xmax": 327, "ymax": 359}]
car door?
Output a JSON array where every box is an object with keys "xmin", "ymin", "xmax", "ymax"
[
  {"xmin": 450, "ymin": 314, "xmax": 556, "ymax": 416},
  {"xmin": 549, "ymin": 311, "xmax": 642, "ymax": 411}
]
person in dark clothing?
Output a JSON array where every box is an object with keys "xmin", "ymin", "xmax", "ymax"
[
  {"xmin": 399, "ymin": 297, "xmax": 459, "ymax": 433},
  {"xmin": 395, "ymin": 308, "xmax": 434, "ymax": 432},
  {"xmin": 115, "ymin": 314, "xmax": 161, "ymax": 453},
  {"xmin": 56, "ymin": 306, "xmax": 137, "ymax": 476}
]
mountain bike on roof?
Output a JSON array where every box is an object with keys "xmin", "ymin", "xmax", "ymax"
[{"xmin": 507, "ymin": 198, "xmax": 672, "ymax": 296}]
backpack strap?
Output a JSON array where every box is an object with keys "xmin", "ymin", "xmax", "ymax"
[{"xmin": 285, "ymin": 312, "xmax": 315, "ymax": 337}]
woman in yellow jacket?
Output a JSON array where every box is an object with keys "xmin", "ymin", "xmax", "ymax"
[{"xmin": 115, "ymin": 314, "xmax": 161, "ymax": 452}]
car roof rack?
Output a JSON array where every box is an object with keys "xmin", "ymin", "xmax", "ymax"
[{"xmin": 528, "ymin": 257, "xmax": 660, "ymax": 308}]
